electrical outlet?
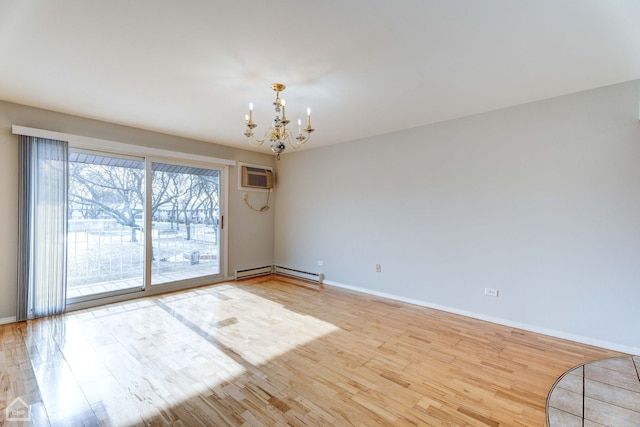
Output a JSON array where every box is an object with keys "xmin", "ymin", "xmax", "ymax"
[
  {"xmin": 484, "ymin": 288, "xmax": 499, "ymax": 297},
  {"xmin": 317, "ymin": 260, "xmax": 323, "ymax": 266},
  {"xmin": 242, "ymin": 192, "xmax": 248, "ymax": 200},
  {"xmin": 376, "ymin": 264, "xmax": 381, "ymax": 273}
]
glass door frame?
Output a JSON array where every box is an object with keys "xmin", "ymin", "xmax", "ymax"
[
  {"xmin": 66, "ymin": 149, "xmax": 147, "ymax": 304},
  {"xmin": 144, "ymin": 156, "xmax": 227, "ymax": 289}
]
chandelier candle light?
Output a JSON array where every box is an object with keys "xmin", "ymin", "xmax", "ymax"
[{"xmin": 244, "ymin": 83, "xmax": 315, "ymax": 159}]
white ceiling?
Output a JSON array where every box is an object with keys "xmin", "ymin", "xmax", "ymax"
[{"xmin": 1, "ymin": 0, "xmax": 639, "ymax": 154}]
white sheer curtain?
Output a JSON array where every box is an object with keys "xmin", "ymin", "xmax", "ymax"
[{"xmin": 17, "ymin": 135, "xmax": 69, "ymax": 321}]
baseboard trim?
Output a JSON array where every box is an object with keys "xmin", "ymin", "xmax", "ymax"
[
  {"xmin": 0, "ymin": 316, "xmax": 16, "ymax": 325},
  {"xmin": 324, "ymin": 280, "xmax": 640, "ymax": 356}
]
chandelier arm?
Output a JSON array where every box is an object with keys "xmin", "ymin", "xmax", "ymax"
[
  {"xmin": 246, "ymin": 135, "xmax": 265, "ymax": 147},
  {"xmin": 290, "ymin": 133, "xmax": 302, "ymax": 149},
  {"xmin": 283, "ymin": 131, "xmax": 308, "ymax": 150},
  {"xmin": 290, "ymin": 131, "xmax": 312, "ymax": 149},
  {"xmin": 287, "ymin": 133, "xmax": 301, "ymax": 150},
  {"xmin": 246, "ymin": 126, "xmax": 278, "ymax": 147}
]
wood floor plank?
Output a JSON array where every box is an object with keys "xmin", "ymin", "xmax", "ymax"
[{"xmin": 0, "ymin": 277, "xmax": 624, "ymax": 426}]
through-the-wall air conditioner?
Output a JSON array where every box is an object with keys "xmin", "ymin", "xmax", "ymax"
[{"xmin": 241, "ymin": 165, "xmax": 273, "ymax": 189}]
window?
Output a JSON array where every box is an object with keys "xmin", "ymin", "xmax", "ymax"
[{"xmin": 66, "ymin": 152, "xmax": 226, "ymax": 304}]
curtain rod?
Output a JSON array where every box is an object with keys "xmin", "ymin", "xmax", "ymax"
[{"xmin": 12, "ymin": 125, "xmax": 236, "ymax": 167}]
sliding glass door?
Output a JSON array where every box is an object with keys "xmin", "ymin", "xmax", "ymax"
[
  {"xmin": 67, "ymin": 152, "xmax": 224, "ymax": 303},
  {"xmin": 67, "ymin": 152, "xmax": 145, "ymax": 300},
  {"xmin": 150, "ymin": 162, "xmax": 221, "ymax": 285}
]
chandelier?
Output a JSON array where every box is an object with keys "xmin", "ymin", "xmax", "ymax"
[{"xmin": 244, "ymin": 83, "xmax": 315, "ymax": 160}]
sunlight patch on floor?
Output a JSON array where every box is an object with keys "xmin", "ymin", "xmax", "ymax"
[
  {"xmin": 26, "ymin": 283, "xmax": 339, "ymax": 425},
  {"xmin": 158, "ymin": 285, "xmax": 340, "ymax": 366}
]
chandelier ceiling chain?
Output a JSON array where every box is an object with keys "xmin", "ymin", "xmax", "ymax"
[{"xmin": 244, "ymin": 83, "xmax": 315, "ymax": 160}]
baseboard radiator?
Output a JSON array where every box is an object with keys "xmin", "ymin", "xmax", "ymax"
[
  {"xmin": 235, "ymin": 265, "xmax": 273, "ymax": 280},
  {"xmin": 234, "ymin": 265, "xmax": 324, "ymax": 287},
  {"xmin": 274, "ymin": 265, "xmax": 324, "ymax": 285}
]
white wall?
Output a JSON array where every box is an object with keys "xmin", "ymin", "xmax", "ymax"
[
  {"xmin": 275, "ymin": 80, "xmax": 640, "ymax": 353},
  {"xmin": 0, "ymin": 100, "xmax": 275, "ymax": 321}
]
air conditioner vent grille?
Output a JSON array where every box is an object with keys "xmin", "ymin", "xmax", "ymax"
[{"xmin": 241, "ymin": 165, "xmax": 273, "ymax": 189}]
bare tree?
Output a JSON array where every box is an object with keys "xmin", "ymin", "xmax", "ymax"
[
  {"xmin": 70, "ymin": 161, "xmax": 220, "ymax": 243},
  {"xmin": 69, "ymin": 163, "xmax": 144, "ymax": 242},
  {"xmin": 199, "ymin": 176, "xmax": 220, "ymax": 225}
]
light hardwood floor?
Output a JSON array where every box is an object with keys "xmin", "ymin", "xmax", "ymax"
[{"xmin": 0, "ymin": 276, "xmax": 622, "ymax": 426}]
